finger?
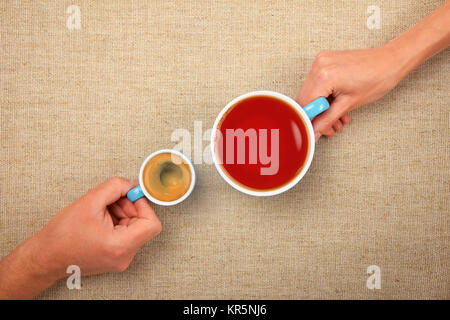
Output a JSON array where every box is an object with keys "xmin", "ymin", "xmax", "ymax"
[
  {"xmin": 119, "ymin": 216, "xmax": 138, "ymax": 226},
  {"xmin": 322, "ymin": 126, "xmax": 335, "ymax": 138},
  {"xmin": 333, "ymin": 119, "xmax": 343, "ymax": 132},
  {"xmin": 115, "ymin": 202, "xmax": 161, "ymax": 247},
  {"xmin": 107, "ymin": 208, "xmax": 120, "ymax": 225},
  {"xmin": 314, "ymin": 127, "xmax": 336, "ymax": 141},
  {"xmin": 297, "ymin": 83, "xmax": 332, "ymax": 108},
  {"xmin": 108, "ymin": 202, "xmax": 127, "ymax": 220},
  {"xmin": 311, "ymin": 96, "xmax": 349, "ymax": 136},
  {"xmin": 90, "ymin": 177, "xmax": 137, "ymax": 208},
  {"xmin": 134, "ymin": 198, "xmax": 158, "ymax": 221},
  {"xmin": 341, "ymin": 113, "xmax": 351, "ymax": 125},
  {"xmin": 126, "ymin": 218, "xmax": 162, "ymax": 247},
  {"xmin": 117, "ymin": 197, "xmax": 138, "ymax": 218},
  {"xmin": 127, "ymin": 199, "xmax": 161, "ymax": 245},
  {"xmin": 315, "ymin": 132, "xmax": 322, "ymax": 142}
]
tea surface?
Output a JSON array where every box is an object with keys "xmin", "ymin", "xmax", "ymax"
[{"xmin": 217, "ymin": 95, "xmax": 309, "ymax": 190}]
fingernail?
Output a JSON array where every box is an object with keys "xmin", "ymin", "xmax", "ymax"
[
  {"xmin": 314, "ymin": 132, "xmax": 321, "ymax": 142},
  {"xmin": 131, "ymin": 178, "xmax": 139, "ymax": 185}
]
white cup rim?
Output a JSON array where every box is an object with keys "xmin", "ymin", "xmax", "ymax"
[
  {"xmin": 210, "ymin": 90, "xmax": 316, "ymax": 197},
  {"xmin": 139, "ymin": 149, "xmax": 196, "ymax": 206}
]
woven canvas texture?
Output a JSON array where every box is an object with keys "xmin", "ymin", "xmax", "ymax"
[{"xmin": 0, "ymin": 1, "xmax": 448, "ymax": 299}]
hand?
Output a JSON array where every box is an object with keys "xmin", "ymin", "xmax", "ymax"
[
  {"xmin": 297, "ymin": 46, "xmax": 402, "ymax": 140},
  {"xmin": 0, "ymin": 177, "xmax": 162, "ymax": 299},
  {"xmin": 35, "ymin": 177, "xmax": 162, "ymax": 277}
]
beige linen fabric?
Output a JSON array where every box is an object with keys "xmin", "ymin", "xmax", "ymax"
[{"xmin": 0, "ymin": 1, "xmax": 448, "ymax": 299}]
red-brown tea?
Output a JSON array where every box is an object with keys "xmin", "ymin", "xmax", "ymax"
[{"xmin": 216, "ymin": 95, "xmax": 309, "ymax": 190}]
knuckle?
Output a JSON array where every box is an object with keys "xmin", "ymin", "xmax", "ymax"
[
  {"xmin": 85, "ymin": 188, "xmax": 96, "ymax": 198},
  {"xmin": 80, "ymin": 190, "xmax": 96, "ymax": 205},
  {"xmin": 109, "ymin": 176, "xmax": 123, "ymax": 186},
  {"xmin": 104, "ymin": 239, "xmax": 127, "ymax": 259},
  {"xmin": 314, "ymin": 51, "xmax": 330, "ymax": 66},
  {"xmin": 346, "ymin": 101, "xmax": 356, "ymax": 111},
  {"xmin": 102, "ymin": 243, "xmax": 115, "ymax": 258},
  {"xmin": 115, "ymin": 260, "xmax": 130, "ymax": 273},
  {"xmin": 321, "ymin": 118, "xmax": 334, "ymax": 130},
  {"xmin": 317, "ymin": 67, "xmax": 332, "ymax": 82},
  {"xmin": 113, "ymin": 246, "xmax": 128, "ymax": 259},
  {"xmin": 152, "ymin": 220, "xmax": 163, "ymax": 236},
  {"xmin": 316, "ymin": 50, "xmax": 330, "ymax": 60}
]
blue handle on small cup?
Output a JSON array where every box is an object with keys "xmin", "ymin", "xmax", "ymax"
[
  {"xmin": 303, "ymin": 97, "xmax": 329, "ymax": 119},
  {"xmin": 127, "ymin": 185, "xmax": 145, "ymax": 202}
]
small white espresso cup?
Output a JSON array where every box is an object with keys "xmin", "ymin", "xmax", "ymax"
[
  {"xmin": 126, "ymin": 149, "xmax": 196, "ymax": 206},
  {"xmin": 210, "ymin": 90, "xmax": 329, "ymax": 197}
]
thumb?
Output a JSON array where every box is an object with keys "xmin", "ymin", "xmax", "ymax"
[
  {"xmin": 297, "ymin": 74, "xmax": 333, "ymax": 108},
  {"xmin": 311, "ymin": 96, "xmax": 350, "ymax": 139},
  {"xmin": 90, "ymin": 177, "xmax": 135, "ymax": 208}
]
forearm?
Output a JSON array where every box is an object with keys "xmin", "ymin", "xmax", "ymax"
[
  {"xmin": 0, "ymin": 236, "xmax": 59, "ymax": 299},
  {"xmin": 386, "ymin": 1, "xmax": 450, "ymax": 80}
]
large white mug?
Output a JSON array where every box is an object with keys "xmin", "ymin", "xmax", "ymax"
[{"xmin": 210, "ymin": 91, "xmax": 329, "ymax": 197}]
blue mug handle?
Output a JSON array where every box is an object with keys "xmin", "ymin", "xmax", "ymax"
[
  {"xmin": 127, "ymin": 185, "xmax": 145, "ymax": 202},
  {"xmin": 302, "ymin": 96, "xmax": 329, "ymax": 119}
]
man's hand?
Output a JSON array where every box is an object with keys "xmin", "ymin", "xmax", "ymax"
[{"xmin": 0, "ymin": 177, "xmax": 162, "ymax": 299}]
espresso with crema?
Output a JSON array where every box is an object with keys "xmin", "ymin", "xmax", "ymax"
[{"xmin": 142, "ymin": 153, "xmax": 192, "ymax": 202}]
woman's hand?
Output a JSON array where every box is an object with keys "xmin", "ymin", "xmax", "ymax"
[
  {"xmin": 297, "ymin": 46, "xmax": 402, "ymax": 140},
  {"xmin": 298, "ymin": 1, "xmax": 450, "ymax": 141}
]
